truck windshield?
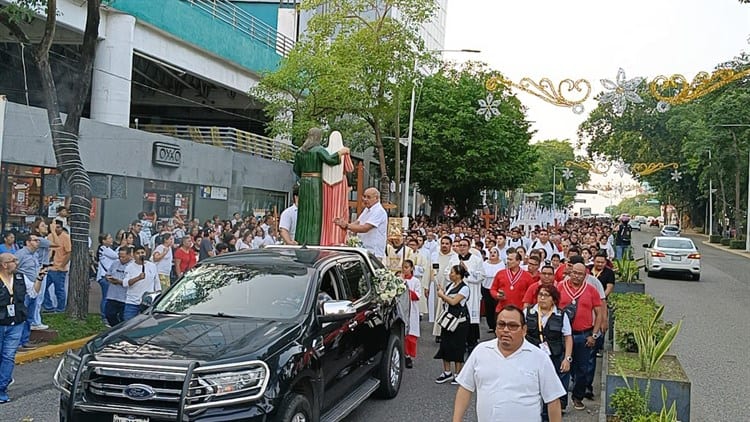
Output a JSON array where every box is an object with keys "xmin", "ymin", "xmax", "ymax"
[{"xmin": 154, "ymin": 263, "xmax": 312, "ymax": 319}]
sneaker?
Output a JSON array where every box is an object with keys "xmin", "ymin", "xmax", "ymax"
[
  {"xmin": 405, "ymin": 357, "xmax": 413, "ymax": 369},
  {"xmin": 18, "ymin": 343, "xmax": 39, "ymax": 352},
  {"xmin": 584, "ymin": 390, "xmax": 595, "ymax": 400},
  {"xmin": 435, "ymin": 372, "xmax": 454, "ymax": 384},
  {"xmin": 573, "ymin": 399, "xmax": 585, "ymax": 410},
  {"xmin": 450, "ymin": 379, "xmax": 459, "ymax": 385},
  {"xmin": 8, "ymin": 378, "xmax": 13, "ymax": 387},
  {"xmin": 31, "ymin": 324, "xmax": 49, "ymax": 330},
  {"xmin": 0, "ymin": 393, "xmax": 9, "ymax": 404}
]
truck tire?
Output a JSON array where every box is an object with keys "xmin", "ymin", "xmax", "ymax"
[
  {"xmin": 376, "ymin": 334, "xmax": 403, "ymax": 399},
  {"xmin": 275, "ymin": 393, "xmax": 312, "ymax": 422}
]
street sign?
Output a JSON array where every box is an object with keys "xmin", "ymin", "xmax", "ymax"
[
  {"xmin": 646, "ymin": 199, "xmax": 660, "ymax": 204},
  {"xmin": 574, "ymin": 199, "xmax": 586, "ymax": 203},
  {"xmin": 575, "ymin": 190, "xmax": 598, "ymax": 194}
]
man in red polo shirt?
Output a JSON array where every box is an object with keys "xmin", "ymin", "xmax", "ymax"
[
  {"xmin": 490, "ymin": 251, "xmax": 533, "ymax": 311},
  {"xmin": 555, "ymin": 246, "xmax": 580, "ymax": 282},
  {"xmin": 557, "ymin": 263, "xmax": 602, "ymax": 411},
  {"xmin": 522, "ymin": 264, "xmax": 556, "ymax": 307}
]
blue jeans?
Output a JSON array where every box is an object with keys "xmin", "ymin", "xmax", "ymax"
[
  {"xmin": 43, "ymin": 271, "xmax": 68, "ymax": 312},
  {"xmin": 97, "ymin": 278, "xmax": 109, "ymax": 319},
  {"xmin": 31, "ymin": 275, "xmax": 47, "ymax": 326},
  {"xmin": 0, "ymin": 324, "xmax": 23, "ymax": 395},
  {"xmin": 123, "ymin": 304, "xmax": 141, "ymax": 321},
  {"xmin": 571, "ymin": 333, "xmax": 593, "ymax": 401},
  {"xmin": 586, "ymin": 335, "xmax": 605, "ymax": 392},
  {"xmin": 20, "ymin": 295, "xmax": 38, "ymax": 346}
]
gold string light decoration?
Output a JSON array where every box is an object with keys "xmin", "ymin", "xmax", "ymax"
[
  {"xmin": 485, "ymin": 75, "xmax": 592, "ymax": 114},
  {"xmin": 630, "ymin": 162, "xmax": 679, "ymax": 177},
  {"xmin": 649, "ymin": 68, "xmax": 750, "ymax": 111},
  {"xmin": 564, "ymin": 159, "xmax": 611, "ymax": 175}
]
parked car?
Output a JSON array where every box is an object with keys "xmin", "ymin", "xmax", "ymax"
[
  {"xmin": 643, "ymin": 236, "xmax": 701, "ymax": 280},
  {"xmin": 660, "ymin": 224, "xmax": 681, "ymax": 236},
  {"xmin": 629, "ymin": 220, "xmax": 642, "ymax": 231},
  {"xmin": 54, "ymin": 246, "xmax": 407, "ymax": 422}
]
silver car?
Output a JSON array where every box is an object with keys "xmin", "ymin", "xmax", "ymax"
[
  {"xmin": 660, "ymin": 224, "xmax": 681, "ymax": 236},
  {"xmin": 643, "ymin": 237, "xmax": 701, "ymax": 281}
]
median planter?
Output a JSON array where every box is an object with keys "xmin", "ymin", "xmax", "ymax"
[
  {"xmin": 721, "ymin": 238, "xmax": 731, "ymax": 246},
  {"xmin": 709, "ymin": 234, "xmax": 722, "ymax": 243},
  {"xmin": 730, "ymin": 239, "xmax": 746, "ymax": 249},
  {"xmin": 606, "ymin": 351, "xmax": 691, "ymax": 421}
]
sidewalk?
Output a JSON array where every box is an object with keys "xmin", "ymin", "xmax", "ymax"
[{"xmin": 692, "ymin": 230, "xmax": 750, "ymax": 260}]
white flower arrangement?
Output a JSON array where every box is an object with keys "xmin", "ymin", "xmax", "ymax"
[
  {"xmin": 362, "ymin": 268, "xmax": 406, "ymax": 306},
  {"xmin": 346, "ymin": 236, "xmax": 364, "ymax": 248}
]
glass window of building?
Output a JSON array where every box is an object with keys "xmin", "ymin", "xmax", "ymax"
[
  {"xmin": 241, "ymin": 187, "xmax": 287, "ymax": 218},
  {"xmin": 143, "ymin": 180, "xmax": 194, "ymax": 221}
]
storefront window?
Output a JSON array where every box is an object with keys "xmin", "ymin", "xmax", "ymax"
[
  {"xmin": 241, "ymin": 187, "xmax": 288, "ymax": 219},
  {"xmin": 143, "ymin": 180, "xmax": 194, "ymax": 221},
  {"xmin": 0, "ymin": 163, "xmax": 57, "ymax": 234}
]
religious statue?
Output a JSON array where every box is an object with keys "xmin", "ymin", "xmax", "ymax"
[
  {"xmin": 321, "ymin": 131, "xmax": 354, "ymax": 246},
  {"xmin": 293, "ymin": 128, "xmax": 349, "ymax": 245}
]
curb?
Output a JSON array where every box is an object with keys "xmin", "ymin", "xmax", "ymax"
[
  {"xmin": 599, "ymin": 350, "xmax": 608, "ymax": 422},
  {"xmin": 701, "ymin": 240, "xmax": 750, "ymax": 260},
  {"xmin": 15, "ymin": 335, "xmax": 96, "ymax": 365}
]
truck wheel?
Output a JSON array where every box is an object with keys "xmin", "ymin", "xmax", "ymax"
[
  {"xmin": 376, "ymin": 334, "xmax": 403, "ymax": 399},
  {"xmin": 275, "ymin": 393, "xmax": 312, "ymax": 422}
]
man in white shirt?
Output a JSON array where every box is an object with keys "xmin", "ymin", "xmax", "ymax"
[
  {"xmin": 422, "ymin": 232, "xmax": 438, "ymax": 257},
  {"xmin": 122, "ymin": 246, "xmax": 160, "ymax": 321},
  {"xmin": 334, "ymin": 187, "xmax": 387, "ymax": 259},
  {"xmin": 530, "ymin": 229, "xmax": 561, "ymax": 262},
  {"xmin": 454, "ymin": 306, "xmax": 565, "ymax": 422},
  {"xmin": 279, "ymin": 186, "xmax": 299, "ymax": 245},
  {"xmin": 151, "ymin": 233, "xmax": 174, "ymax": 291}
]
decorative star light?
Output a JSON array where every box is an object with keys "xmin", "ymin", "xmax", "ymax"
[
  {"xmin": 670, "ymin": 169, "xmax": 683, "ymax": 182},
  {"xmin": 599, "ymin": 68, "xmax": 644, "ymax": 116},
  {"xmin": 612, "ymin": 158, "xmax": 631, "ymax": 178},
  {"xmin": 476, "ymin": 93, "xmax": 501, "ymax": 121},
  {"xmin": 561, "ymin": 168, "xmax": 574, "ymax": 180}
]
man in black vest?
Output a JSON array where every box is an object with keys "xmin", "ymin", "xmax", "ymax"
[{"xmin": 0, "ymin": 252, "xmax": 42, "ymax": 403}]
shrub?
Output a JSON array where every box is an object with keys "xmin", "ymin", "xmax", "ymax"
[
  {"xmin": 609, "ymin": 293, "xmax": 669, "ymax": 352},
  {"xmin": 721, "ymin": 238, "xmax": 731, "ymax": 246},
  {"xmin": 611, "ymin": 386, "xmax": 650, "ymax": 422},
  {"xmin": 730, "ymin": 240, "xmax": 746, "ymax": 249},
  {"xmin": 709, "ymin": 234, "xmax": 722, "ymax": 243}
]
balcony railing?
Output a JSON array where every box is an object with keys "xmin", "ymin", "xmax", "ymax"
[
  {"xmin": 184, "ymin": 0, "xmax": 296, "ymax": 56},
  {"xmin": 139, "ymin": 124, "xmax": 297, "ymax": 163}
]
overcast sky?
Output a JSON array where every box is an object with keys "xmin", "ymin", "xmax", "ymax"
[{"xmin": 443, "ymin": 0, "xmax": 750, "ymax": 213}]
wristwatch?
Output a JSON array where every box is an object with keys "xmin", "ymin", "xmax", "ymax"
[
  {"xmin": 565, "ymin": 356, "xmax": 573, "ymax": 363},
  {"xmin": 593, "ymin": 332, "xmax": 601, "ymax": 340}
]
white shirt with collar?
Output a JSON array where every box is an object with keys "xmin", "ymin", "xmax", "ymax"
[
  {"xmin": 455, "ymin": 339, "xmax": 566, "ymax": 422},
  {"xmin": 123, "ymin": 260, "xmax": 160, "ymax": 305},
  {"xmin": 279, "ymin": 204, "xmax": 298, "ymax": 242}
]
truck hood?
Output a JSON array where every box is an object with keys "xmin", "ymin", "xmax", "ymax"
[{"xmin": 89, "ymin": 313, "xmax": 301, "ymax": 362}]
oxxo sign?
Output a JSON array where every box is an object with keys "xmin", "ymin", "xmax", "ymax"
[{"xmin": 152, "ymin": 142, "xmax": 181, "ymax": 167}]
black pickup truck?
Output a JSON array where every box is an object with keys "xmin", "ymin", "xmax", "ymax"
[{"xmin": 54, "ymin": 246, "xmax": 407, "ymax": 422}]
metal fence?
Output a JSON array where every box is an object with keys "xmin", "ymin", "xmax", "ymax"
[
  {"xmin": 139, "ymin": 124, "xmax": 297, "ymax": 163},
  {"xmin": 184, "ymin": 0, "xmax": 296, "ymax": 56}
]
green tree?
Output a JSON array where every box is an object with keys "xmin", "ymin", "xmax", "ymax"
[
  {"xmin": 408, "ymin": 62, "xmax": 535, "ymax": 218},
  {"xmin": 0, "ymin": 0, "xmax": 100, "ymax": 319},
  {"xmin": 611, "ymin": 194, "xmax": 661, "ymax": 218},
  {"xmin": 522, "ymin": 140, "xmax": 590, "ymax": 209},
  {"xmin": 255, "ymin": 0, "xmax": 436, "ymax": 199}
]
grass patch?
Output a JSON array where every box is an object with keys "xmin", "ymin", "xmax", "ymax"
[
  {"xmin": 608, "ymin": 351, "xmax": 689, "ymax": 382},
  {"xmin": 44, "ymin": 313, "xmax": 106, "ymax": 345}
]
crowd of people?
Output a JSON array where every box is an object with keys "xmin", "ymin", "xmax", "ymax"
[
  {"xmin": 388, "ymin": 214, "xmax": 630, "ymax": 421},
  {"xmin": 0, "ymin": 185, "xmax": 634, "ymax": 419}
]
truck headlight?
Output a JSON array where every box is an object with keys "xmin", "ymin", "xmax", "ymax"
[
  {"xmin": 201, "ymin": 366, "xmax": 266, "ymax": 396},
  {"xmin": 53, "ymin": 351, "xmax": 81, "ymax": 395}
]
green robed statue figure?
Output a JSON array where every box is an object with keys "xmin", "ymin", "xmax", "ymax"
[{"xmin": 294, "ymin": 127, "xmax": 350, "ymax": 245}]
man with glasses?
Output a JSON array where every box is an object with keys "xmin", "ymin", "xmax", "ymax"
[
  {"xmin": 523, "ymin": 264, "xmax": 557, "ymax": 308},
  {"xmin": 557, "ymin": 263, "xmax": 602, "ymax": 411},
  {"xmin": 14, "ymin": 234, "xmax": 46, "ymax": 351},
  {"xmin": 0, "ymin": 252, "xmax": 43, "ymax": 403},
  {"xmin": 453, "ymin": 305, "xmax": 565, "ymax": 422}
]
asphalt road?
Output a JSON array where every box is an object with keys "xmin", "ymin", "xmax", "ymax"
[
  {"xmin": 631, "ymin": 227, "xmax": 750, "ymax": 421},
  {"xmin": 4, "ymin": 228, "xmax": 748, "ymax": 421}
]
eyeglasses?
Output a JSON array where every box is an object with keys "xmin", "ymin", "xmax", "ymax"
[
  {"xmin": 496, "ymin": 321, "xmax": 523, "ymax": 331},
  {"xmin": 537, "ymin": 292, "xmax": 552, "ymax": 298},
  {"xmin": 1, "ymin": 258, "xmax": 18, "ymax": 264},
  {"xmin": 541, "ymin": 272, "xmax": 555, "ymax": 276}
]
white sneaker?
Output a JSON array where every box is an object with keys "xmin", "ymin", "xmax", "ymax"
[{"xmin": 31, "ymin": 324, "xmax": 49, "ymax": 330}]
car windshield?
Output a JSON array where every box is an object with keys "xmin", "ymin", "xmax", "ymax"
[
  {"xmin": 154, "ymin": 263, "xmax": 313, "ymax": 319},
  {"xmin": 657, "ymin": 239, "xmax": 694, "ymax": 249},
  {"xmin": 664, "ymin": 226, "xmax": 679, "ymax": 231}
]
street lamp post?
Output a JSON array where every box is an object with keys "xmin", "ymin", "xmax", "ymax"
[
  {"xmin": 551, "ymin": 165, "xmax": 570, "ymax": 211},
  {"xmin": 403, "ymin": 49, "xmax": 480, "ymax": 229},
  {"xmin": 707, "ymin": 148, "xmax": 713, "ymax": 236}
]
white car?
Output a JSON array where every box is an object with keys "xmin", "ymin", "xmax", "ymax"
[
  {"xmin": 629, "ymin": 220, "xmax": 642, "ymax": 231},
  {"xmin": 660, "ymin": 224, "xmax": 681, "ymax": 236},
  {"xmin": 643, "ymin": 237, "xmax": 701, "ymax": 281}
]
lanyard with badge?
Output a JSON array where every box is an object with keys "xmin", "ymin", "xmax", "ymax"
[
  {"xmin": 537, "ymin": 309, "xmax": 552, "ymax": 355},
  {"xmin": 1, "ymin": 277, "xmax": 15, "ymax": 318}
]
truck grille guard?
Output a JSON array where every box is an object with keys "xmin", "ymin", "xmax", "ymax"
[{"xmin": 54, "ymin": 351, "xmax": 270, "ymax": 421}]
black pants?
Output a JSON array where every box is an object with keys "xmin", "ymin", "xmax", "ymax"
[
  {"xmin": 466, "ymin": 323, "xmax": 480, "ymax": 350},
  {"xmin": 481, "ymin": 287, "xmax": 497, "ymax": 330},
  {"xmin": 105, "ymin": 299, "xmax": 125, "ymax": 327}
]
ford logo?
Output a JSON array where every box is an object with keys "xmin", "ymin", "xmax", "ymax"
[{"xmin": 123, "ymin": 384, "xmax": 156, "ymax": 401}]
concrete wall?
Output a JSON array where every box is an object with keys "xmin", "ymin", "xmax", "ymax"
[{"xmin": 229, "ymin": 152, "xmax": 296, "ymax": 213}]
